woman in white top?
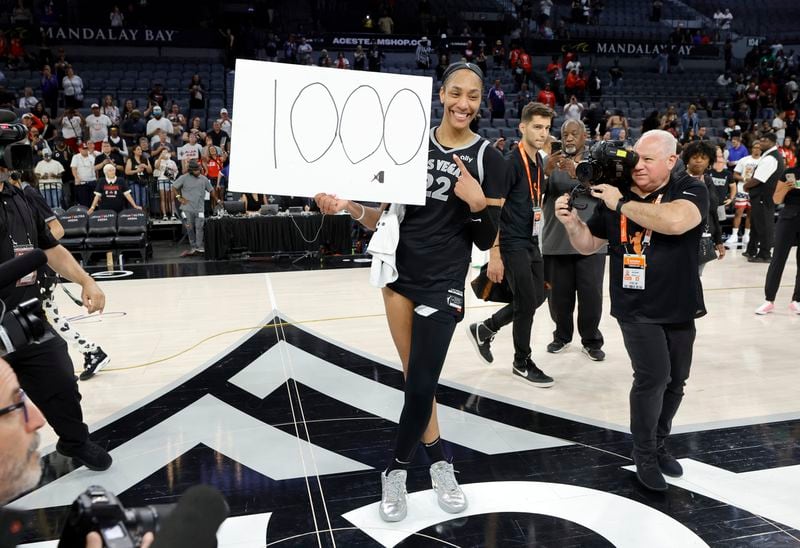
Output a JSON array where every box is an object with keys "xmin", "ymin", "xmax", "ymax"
[
  {"xmin": 110, "ymin": 6, "xmax": 124, "ymax": 27},
  {"xmin": 153, "ymin": 150, "xmax": 178, "ymax": 220},
  {"xmin": 102, "ymin": 95, "xmax": 121, "ymax": 125},
  {"xmin": 59, "ymin": 108, "xmax": 84, "ymax": 152},
  {"xmin": 62, "ymin": 65, "xmax": 84, "ymax": 109},
  {"xmin": 18, "ymin": 87, "xmax": 38, "ymax": 112}
]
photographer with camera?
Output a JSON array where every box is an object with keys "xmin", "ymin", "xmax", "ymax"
[
  {"xmin": 554, "ymin": 130, "xmax": 708, "ymax": 492},
  {"xmin": 0, "ymin": 359, "xmax": 154, "ymax": 547},
  {"xmin": 0, "ymin": 165, "xmax": 111, "ymax": 472},
  {"xmin": 542, "ymin": 120, "xmax": 607, "ymax": 361},
  {"xmin": 468, "ymin": 102, "xmax": 554, "ymax": 387}
]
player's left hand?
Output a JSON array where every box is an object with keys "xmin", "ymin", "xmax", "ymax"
[
  {"xmin": 716, "ymin": 243, "xmax": 726, "ymax": 260},
  {"xmin": 452, "ymin": 154, "xmax": 487, "ymax": 212}
]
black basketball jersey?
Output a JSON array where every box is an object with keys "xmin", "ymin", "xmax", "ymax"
[{"xmin": 388, "ymin": 127, "xmax": 507, "ymax": 318}]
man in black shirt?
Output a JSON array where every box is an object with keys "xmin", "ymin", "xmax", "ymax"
[
  {"xmin": 88, "ymin": 164, "xmax": 142, "ymax": 213},
  {"xmin": 743, "ymin": 133, "xmax": 785, "ymax": 262},
  {"xmin": 0, "ymin": 167, "xmax": 112, "ymax": 471},
  {"xmin": 555, "ymin": 130, "xmax": 708, "ymax": 492},
  {"xmin": 207, "ymin": 121, "xmax": 229, "ymax": 149},
  {"xmin": 468, "ymin": 102, "xmax": 554, "ymax": 387},
  {"xmin": 93, "ymin": 141, "xmax": 124, "ymax": 181}
]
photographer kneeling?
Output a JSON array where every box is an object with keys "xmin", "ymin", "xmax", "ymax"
[
  {"xmin": 0, "ymin": 358, "xmax": 153, "ymax": 547},
  {"xmin": 554, "ymin": 130, "xmax": 708, "ymax": 492}
]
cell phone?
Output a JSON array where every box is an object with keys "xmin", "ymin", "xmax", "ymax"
[
  {"xmin": 786, "ymin": 173, "xmax": 798, "ymax": 187},
  {"xmin": 550, "ymin": 140, "xmax": 562, "ymax": 154}
]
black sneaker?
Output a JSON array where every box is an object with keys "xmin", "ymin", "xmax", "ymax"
[
  {"xmin": 632, "ymin": 452, "xmax": 667, "ymax": 491},
  {"xmin": 582, "ymin": 347, "xmax": 606, "ymax": 361},
  {"xmin": 546, "ymin": 340, "xmax": 569, "ymax": 353},
  {"xmin": 56, "ymin": 440, "xmax": 113, "ymax": 471},
  {"xmin": 467, "ymin": 322, "xmax": 496, "ymax": 365},
  {"xmin": 657, "ymin": 446, "xmax": 683, "ymax": 478},
  {"xmin": 512, "ymin": 358, "xmax": 554, "ymax": 387},
  {"xmin": 80, "ymin": 347, "xmax": 110, "ymax": 381}
]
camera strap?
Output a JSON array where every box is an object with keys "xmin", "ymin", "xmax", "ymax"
[{"xmin": 619, "ymin": 193, "xmax": 663, "ymax": 255}]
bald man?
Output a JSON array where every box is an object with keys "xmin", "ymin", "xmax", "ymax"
[{"xmin": 554, "ymin": 130, "xmax": 708, "ymax": 492}]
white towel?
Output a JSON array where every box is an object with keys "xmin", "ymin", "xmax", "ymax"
[{"xmin": 367, "ymin": 204, "xmax": 405, "ymax": 288}]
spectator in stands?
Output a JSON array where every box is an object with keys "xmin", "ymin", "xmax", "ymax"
[
  {"xmin": 94, "ymin": 140, "xmax": 124, "ymax": 184},
  {"xmin": 545, "ymin": 54, "xmax": 563, "ymax": 101},
  {"xmin": 35, "ymin": 150, "xmax": 65, "ymax": 208},
  {"xmin": 17, "ymin": 86, "xmax": 37, "ymax": 111},
  {"xmin": 727, "ymin": 140, "xmax": 760, "ymax": 249},
  {"xmin": 726, "ymin": 131, "xmax": 749, "ymax": 169},
  {"xmin": 40, "ymin": 113, "xmax": 56, "ymax": 142},
  {"xmin": 202, "ymin": 145, "xmax": 225, "ymax": 208},
  {"xmin": 537, "ymin": 83, "xmax": 556, "ymax": 109},
  {"xmin": 88, "ymin": 164, "xmax": 141, "ymax": 214},
  {"xmin": 85, "ymin": 103, "xmax": 112, "ymax": 151},
  {"xmin": 120, "ymin": 109, "xmax": 145, "ymax": 148},
  {"xmin": 153, "ymin": 149, "xmax": 178, "ymax": 220},
  {"xmin": 486, "ymin": 79, "xmax": 506, "ymax": 123},
  {"xmin": 109, "ymin": 5, "xmax": 124, "ymax": 27},
  {"xmin": 608, "ymin": 60, "xmax": 623, "ymax": 91},
  {"xmin": 29, "ymin": 127, "xmax": 50, "ymax": 159},
  {"xmin": 335, "ymin": 51, "xmax": 350, "ymax": 69},
  {"xmin": 51, "ymin": 139, "xmax": 72, "ymax": 203},
  {"xmin": 120, "ymin": 99, "xmax": 135, "ymax": 121},
  {"xmin": 563, "ymin": 95, "xmax": 583, "ymax": 122},
  {"xmin": 773, "ymin": 110, "xmax": 786, "ymax": 144},
  {"xmin": 786, "ymin": 110, "xmax": 799, "ymax": 143},
  {"xmin": 102, "ymin": 95, "xmax": 120, "ymax": 126},
  {"xmin": 539, "ymin": 0, "xmax": 553, "ymax": 26},
  {"xmin": 378, "ymin": 11, "xmax": 394, "ymax": 34},
  {"xmin": 40, "ymin": 64, "xmax": 59, "ymax": 116},
  {"xmin": 492, "ymin": 40, "xmax": 505, "ymax": 67},
  {"xmin": 61, "ymin": 65, "xmax": 84, "ymax": 109},
  {"xmin": 188, "ymin": 74, "xmax": 205, "ymax": 119},
  {"xmin": 174, "ymin": 159, "xmax": 214, "ymax": 256},
  {"xmin": 587, "ymin": 69, "xmax": 602, "ymax": 102},
  {"xmin": 353, "ymin": 45, "xmax": 366, "ymax": 70},
  {"xmin": 150, "ymin": 130, "xmax": 173, "ymax": 159},
  {"xmin": 177, "ymin": 131, "xmax": 203, "ymax": 172},
  {"xmin": 416, "ymin": 37, "xmax": 432, "ymax": 69},
  {"xmin": 166, "ymin": 103, "xmax": 186, "ymax": 138},
  {"xmin": 779, "ymin": 137, "xmax": 797, "ymax": 168},
  {"xmin": 475, "ymin": 48, "xmax": 488, "ymax": 75},
  {"xmin": 70, "ymin": 143, "xmax": 98, "ymax": 207},
  {"xmin": 297, "ymin": 37, "xmax": 313, "ymax": 64},
  {"xmin": 148, "ymin": 83, "xmax": 167, "ymax": 109},
  {"xmin": 217, "ymin": 108, "xmax": 232, "ymax": 136},
  {"xmin": 188, "ymin": 116, "xmax": 206, "ymax": 141},
  {"xmin": 125, "ymin": 145, "xmax": 153, "ymax": 215},
  {"xmin": 21, "ymin": 112, "xmax": 44, "ymax": 137},
  {"xmin": 207, "ymin": 120, "xmax": 229, "ymax": 149},
  {"xmin": 680, "ymin": 105, "xmax": 699, "ymax": 141},
  {"xmin": 723, "ymin": 117, "xmax": 741, "ymax": 141},
  {"xmin": 607, "ymin": 109, "xmax": 627, "ymax": 140},
  {"xmin": 516, "ymin": 83, "xmax": 532, "ymax": 118},
  {"xmin": 720, "ymin": 8, "xmax": 733, "ymax": 39},
  {"xmin": 58, "ymin": 107, "xmax": 83, "ymax": 153},
  {"xmin": 318, "ymin": 49, "xmax": 332, "ymax": 67},
  {"xmin": 107, "ymin": 126, "xmax": 128, "ymax": 158},
  {"xmin": 367, "ymin": 40, "xmax": 386, "ymax": 72},
  {"xmin": 53, "ymin": 47, "xmax": 69, "ymax": 82},
  {"xmin": 146, "ymin": 105, "xmax": 173, "ymax": 142}
]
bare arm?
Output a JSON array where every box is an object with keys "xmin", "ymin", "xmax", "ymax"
[
  {"xmin": 314, "ymin": 193, "xmax": 386, "ymax": 231},
  {"xmin": 589, "ymin": 183, "xmax": 702, "ymax": 235},
  {"xmin": 554, "ymin": 194, "xmax": 607, "ymax": 254},
  {"xmin": 47, "ymin": 218, "xmax": 64, "ymax": 240},
  {"xmin": 773, "ymin": 180, "xmax": 793, "ymax": 205},
  {"xmin": 43, "ymin": 245, "xmax": 105, "ymax": 313}
]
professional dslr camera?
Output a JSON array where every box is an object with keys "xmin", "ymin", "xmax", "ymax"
[
  {"xmin": 0, "ymin": 109, "xmax": 34, "ymax": 170},
  {"xmin": 58, "ymin": 486, "xmax": 174, "ymax": 548},
  {"xmin": 0, "ymin": 297, "xmax": 51, "ymax": 357},
  {"xmin": 552, "ymin": 140, "xmax": 639, "ymax": 211}
]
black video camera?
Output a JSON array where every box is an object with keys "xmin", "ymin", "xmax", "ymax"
[
  {"xmin": 0, "ymin": 109, "xmax": 34, "ymax": 171},
  {"xmin": 575, "ymin": 140, "xmax": 639, "ymax": 186},
  {"xmin": 0, "ymin": 298, "xmax": 52, "ymax": 357},
  {"xmin": 59, "ymin": 486, "xmax": 175, "ymax": 548},
  {"xmin": 557, "ymin": 140, "xmax": 639, "ymax": 210}
]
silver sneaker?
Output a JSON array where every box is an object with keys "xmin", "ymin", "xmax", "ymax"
[
  {"xmin": 379, "ymin": 470, "xmax": 408, "ymax": 522},
  {"xmin": 429, "ymin": 460, "xmax": 468, "ymax": 513}
]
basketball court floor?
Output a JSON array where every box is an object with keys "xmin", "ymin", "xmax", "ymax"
[{"xmin": 9, "ymin": 248, "xmax": 800, "ymax": 547}]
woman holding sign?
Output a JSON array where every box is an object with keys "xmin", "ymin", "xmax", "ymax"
[{"xmin": 316, "ymin": 62, "xmax": 507, "ymax": 522}]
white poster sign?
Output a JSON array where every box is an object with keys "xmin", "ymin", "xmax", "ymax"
[{"xmin": 228, "ymin": 59, "xmax": 432, "ymax": 205}]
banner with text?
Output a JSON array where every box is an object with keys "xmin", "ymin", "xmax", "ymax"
[
  {"xmin": 526, "ymin": 39, "xmax": 719, "ymax": 57},
  {"xmin": 41, "ymin": 26, "xmax": 215, "ymax": 46}
]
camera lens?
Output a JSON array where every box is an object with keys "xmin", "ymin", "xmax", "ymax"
[{"xmin": 575, "ymin": 161, "xmax": 596, "ymax": 184}]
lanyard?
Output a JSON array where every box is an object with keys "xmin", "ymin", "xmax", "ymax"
[
  {"xmin": 619, "ymin": 193, "xmax": 663, "ymax": 255},
  {"xmin": 518, "ymin": 143, "xmax": 541, "ymax": 207}
]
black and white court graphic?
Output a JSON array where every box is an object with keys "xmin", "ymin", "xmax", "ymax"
[{"xmin": 11, "ymin": 314, "xmax": 800, "ymax": 547}]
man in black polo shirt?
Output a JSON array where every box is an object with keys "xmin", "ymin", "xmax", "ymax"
[
  {"xmin": 0, "ymin": 167, "xmax": 111, "ymax": 471},
  {"xmin": 467, "ymin": 102, "xmax": 554, "ymax": 387},
  {"xmin": 555, "ymin": 130, "xmax": 708, "ymax": 492},
  {"xmin": 743, "ymin": 133, "xmax": 785, "ymax": 263}
]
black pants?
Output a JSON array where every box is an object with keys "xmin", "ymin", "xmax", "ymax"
[
  {"xmin": 485, "ymin": 246, "xmax": 545, "ymax": 362},
  {"xmin": 618, "ymin": 320, "xmax": 696, "ymax": 456},
  {"xmin": 6, "ymin": 325, "xmax": 89, "ymax": 448},
  {"xmin": 74, "ymin": 182, "xmax": 96, "ymax": 208},
  {"xmin": 544, "ymin": 253, "xmax": 605, "ymax": 350},
  {"xmin": 764, "ymin": 207, "xmax": 800, "ymax": 302},
  {"xmin": 746, "ymin": 193, "xmax": 775, "ymax": 259},
  {"xmin": 393, "ymin": 307, "xmax": 457, "ymax": 463}
]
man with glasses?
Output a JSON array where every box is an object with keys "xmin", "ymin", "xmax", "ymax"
[{"xmin": 0, "ymin": 360, "xmax": 151, "ymax": 547}]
